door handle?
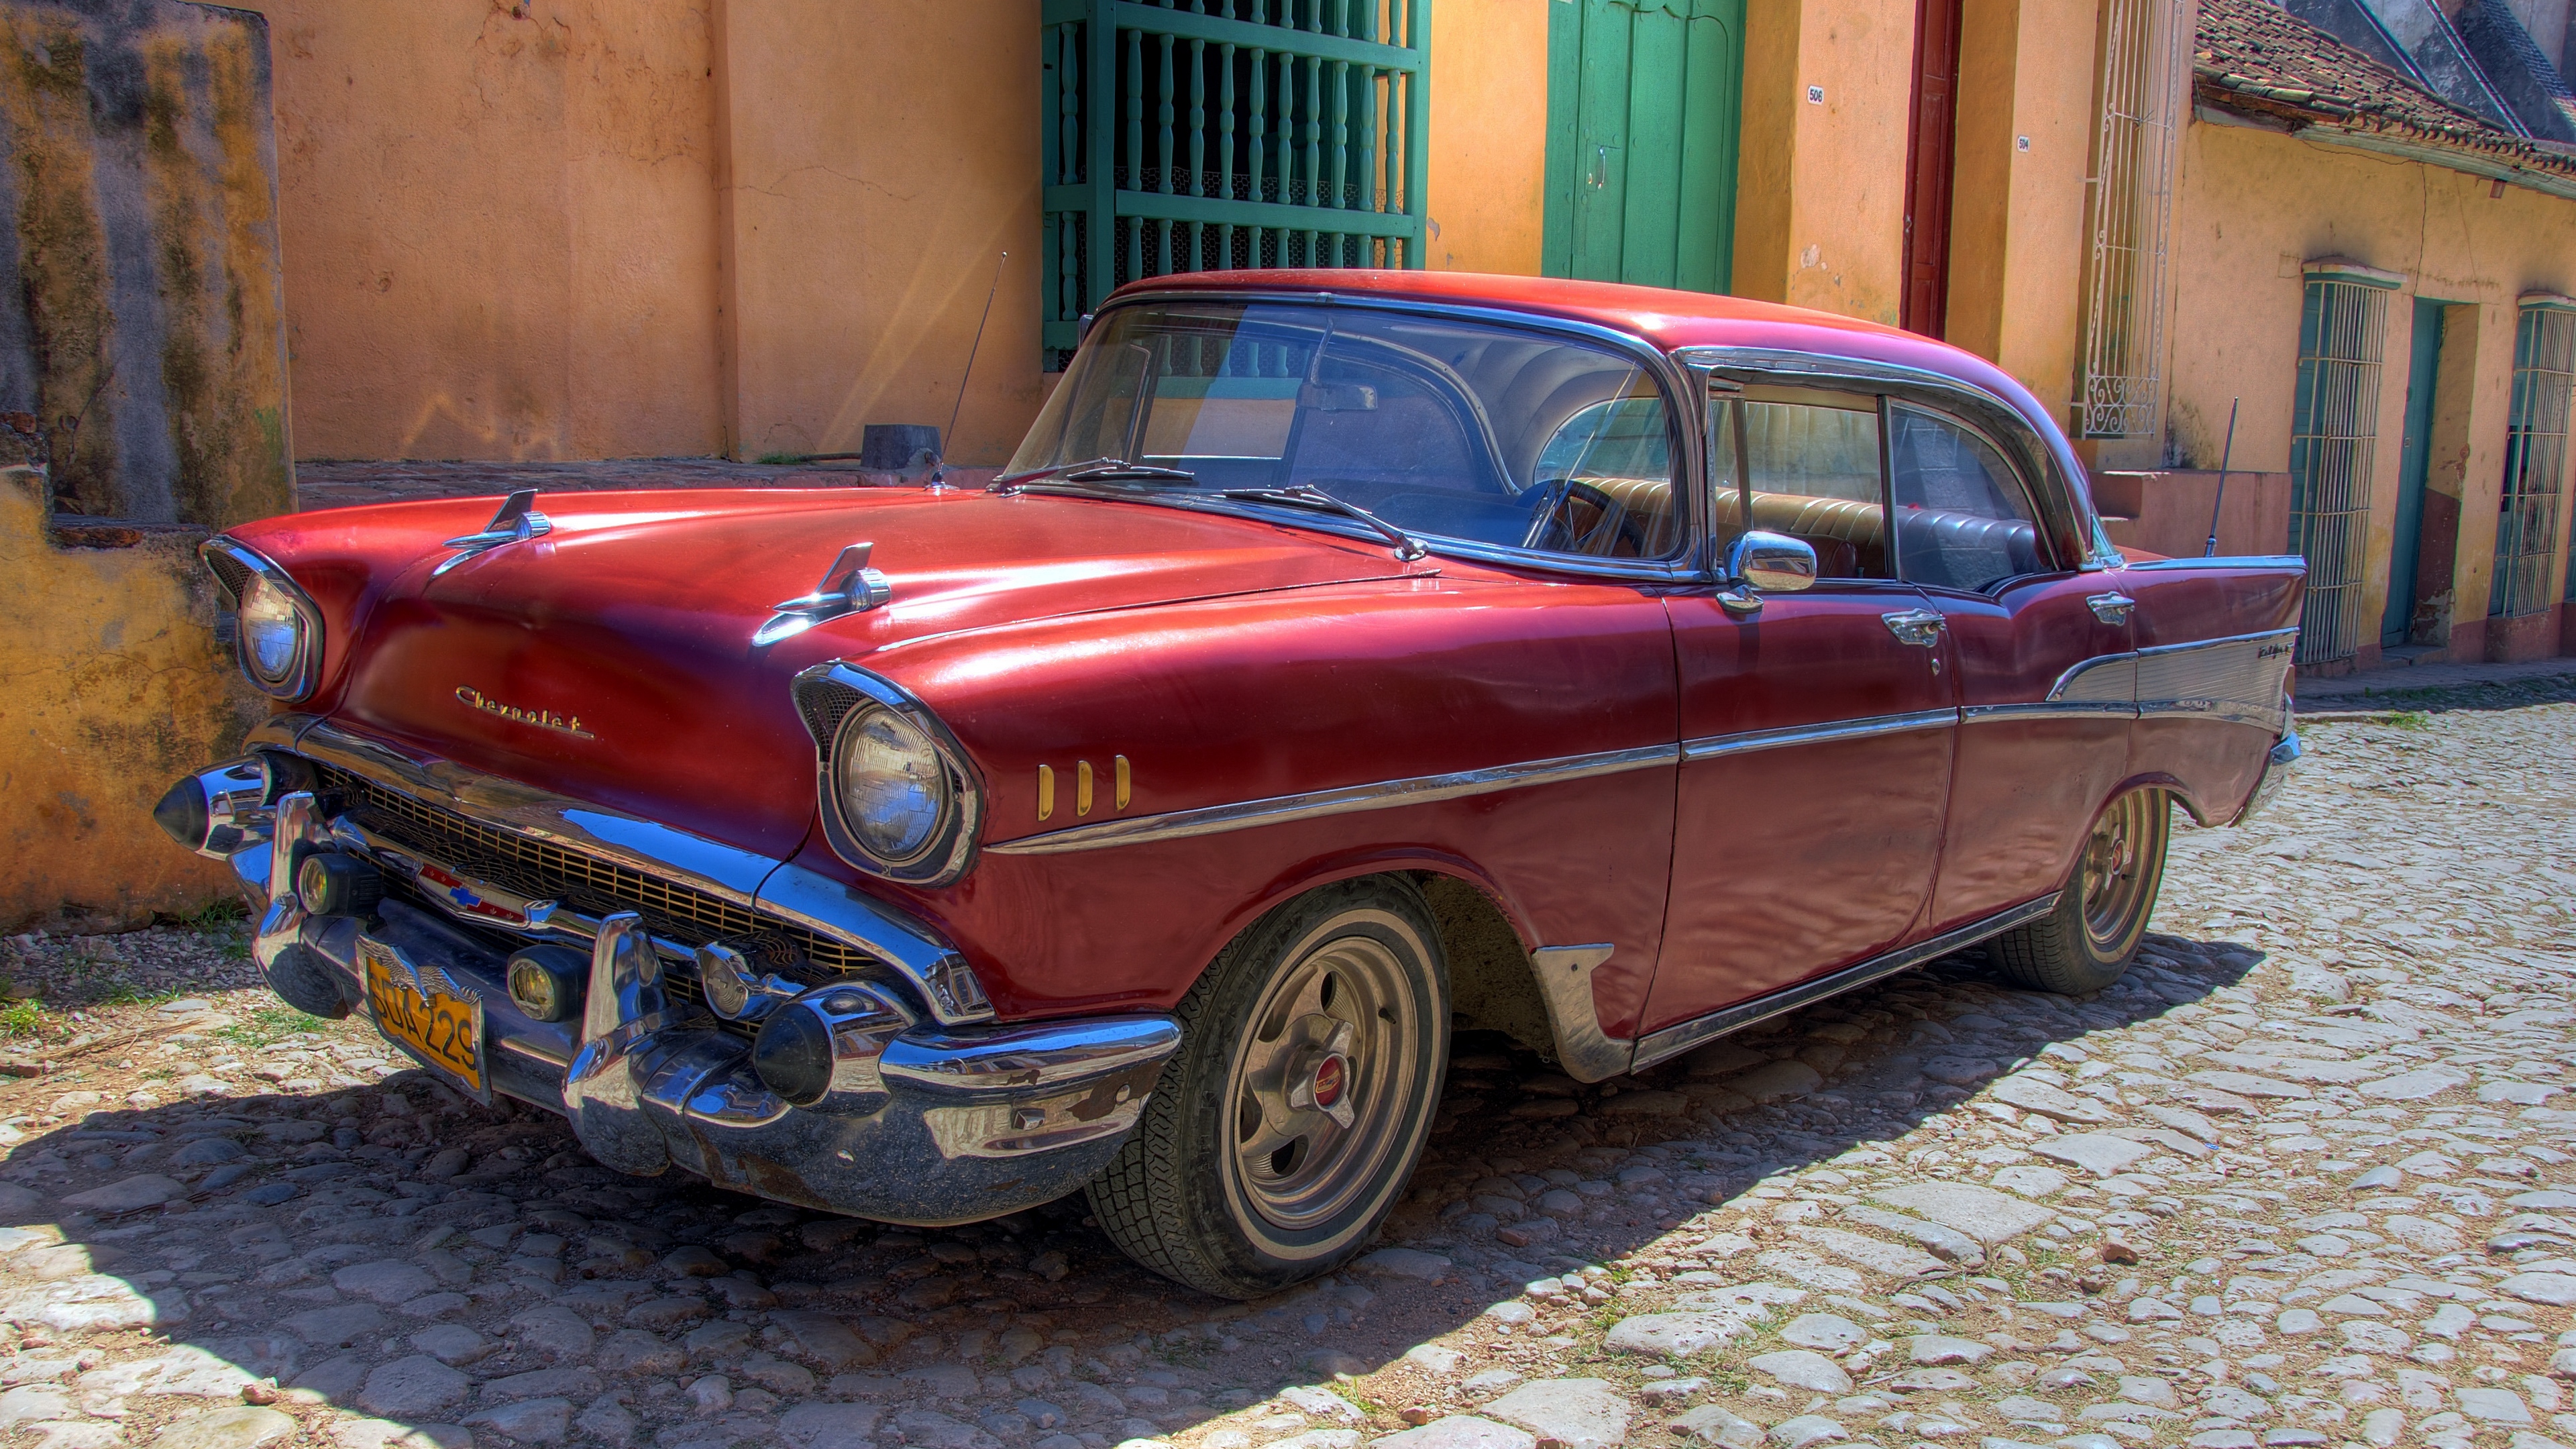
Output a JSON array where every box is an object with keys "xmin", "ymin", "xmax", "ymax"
[
  {"xmin": 2086, "ymin": 592, "xmax": 2137, "ymax": 625},
  {"xmin": 1882, "ymin": 608, "xmax": 1945, "ymax": 647}
]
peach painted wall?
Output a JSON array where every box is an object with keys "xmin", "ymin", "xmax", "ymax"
[
  {"xmin": 1426, "ymin": 0, "xmax": 1548, "ymax": 275},
  {"xmin": 249, "ymin": 1, "xmax": 727, "ymax": 462},
  {"xmin": 2165, "ymin": 115, "xmax": 2576, "ymax": 649},
  {"xmin": 1733, "ymin": 0, "xmax": 1916, "ymax": 323}
]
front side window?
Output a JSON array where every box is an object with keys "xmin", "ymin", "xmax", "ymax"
[
  {"xmin": 1711, "ymin": 388, "xmax": 1891, "ymax": 579},
  {"xmin": 1888, "ymin": 405, "xmax": 2048, "ymax": 592},
  {"xmin": 1009, "ymin": 301, "xmax": 1684, "ymax": 560}
]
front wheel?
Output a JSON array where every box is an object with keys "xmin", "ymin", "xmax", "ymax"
[
  {"xmin": 1990, "ymin": 786, "xmax": 2170, "ymax": 995},
  {"xmin": 1087, "ymin": 877, "xmax": 1448, "ymax": 1299}
]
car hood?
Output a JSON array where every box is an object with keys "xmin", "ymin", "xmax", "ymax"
[{"xmin": 305, "ymin": 487, "xmax": 1414, "ymax": 859}]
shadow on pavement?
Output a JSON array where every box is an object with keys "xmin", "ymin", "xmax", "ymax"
[{"xmin": 0, "ymin": 930, "xmax": 2259, "ymax": 1448}]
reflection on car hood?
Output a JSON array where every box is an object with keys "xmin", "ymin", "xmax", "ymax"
[{"xmin": 307, "ymin": 487, "xmax": 1408, "ymax": 861}]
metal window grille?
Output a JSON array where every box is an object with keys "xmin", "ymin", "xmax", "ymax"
[
  {"xmin": 2288, "ymin": 272, "xmax": 2392, "ymax": 665},
  {"xmin": 1040, "ymin": 0, "xmax": 1431, "ymax": 367},
  {"xmin": 2491, "ymin": 303, "xmax": 2574, "ymax": 617},
  {"xmin": 2074, "ymin": 0, "xmax": 2185, "ymax": 438}
]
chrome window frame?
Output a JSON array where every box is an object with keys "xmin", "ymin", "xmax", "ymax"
[
  {"xmin": 1672, "ymin": 346, "xmax": 2117, "ymax": 574},
  {"xmin": 202, "ymin": 537, "xmax": 327, "ymax": 702},
  {"xmin": 1099, "ymin": 288, "xmax": 1713, "ymax": 585},
  {"xmin": 790, "ymin": 662, "xmax": 987, "ymax": 889}
]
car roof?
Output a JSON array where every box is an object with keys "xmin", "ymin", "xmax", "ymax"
[{"xmin": 1119, "ymin": 269, "xmax": 2065, "ymax": 445}]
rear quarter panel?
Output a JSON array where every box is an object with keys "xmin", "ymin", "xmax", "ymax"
[
  {"xmin": 837, "ymin": 574, "xmax": 1682, "ymax": 1032},
  {"xmin": 2122, "ymin": 559, "xmax": 2306, "ymax": 822}
]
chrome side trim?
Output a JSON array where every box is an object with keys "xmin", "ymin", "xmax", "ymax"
[
  {"xmin": 1529, "ymin": 945, "xmax": 1629, "ymax": 1084},
  {"xmin": 1627, "ymin": 893, "xmax": 2061, "ymax": 1071},
  {"xmin": 2121, "ymin": 554, "xmax": 2308, "ymax": 572},
  {"xmin": 1961, "ymin": 701, "xmax": 2139, "ymax": 724},
  {"xmin": 1680, "ymin": 709, "xmax": 1957, "ymax": 763},
  {"xmin": 2049, "ymin": 653, "xmax": 2139, "ymax": 710},
  {"xmin": 983, "ymin": 742, "xmax": 1679, "ymax": 857},
  {"xmin": 280, "ymin": 717, "xmax": 994, "ymax": 1026}
]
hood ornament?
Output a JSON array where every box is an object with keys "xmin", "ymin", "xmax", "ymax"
[
  {"xmin": 434, "ymin": 489, "xmax": 551, "ymax": 577},
  {"xmin": 755, "ymin": 541, "xmax": 892, "ymax": 647}
]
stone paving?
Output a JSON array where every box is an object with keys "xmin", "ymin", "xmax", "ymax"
[{"xmin": 0, "ymin": 680, "xmax": 2568, "ymax": 1449}]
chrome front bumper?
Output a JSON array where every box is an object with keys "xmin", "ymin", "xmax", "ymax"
[{"xmin": 173, "ymin": 741, "xmax": 1180, "ymax": 1227}]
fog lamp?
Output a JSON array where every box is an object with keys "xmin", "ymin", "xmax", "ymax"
[
  {"xmin": 506, "ymin": 945, "xmax": 588, "ymax": 1024},
  {"xmin": 294, "ymin": 851, "xmax": 384, "ymax": 917}
]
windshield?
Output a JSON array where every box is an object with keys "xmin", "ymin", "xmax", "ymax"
[{"xmin": 1006, "ymin": 301, "xmax": 1686, "ymax": 560}]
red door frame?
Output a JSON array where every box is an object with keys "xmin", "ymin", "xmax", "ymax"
[{"xmin": 1902, "ymin": 0, "xmax": 1965, "ymax": 337}]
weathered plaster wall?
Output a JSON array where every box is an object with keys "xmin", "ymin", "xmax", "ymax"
[
  {"xmin": 2167, "ymin": 115, "xmax": 2576, "ymax": 661},
  {"xmin": 0, "ymin": 460, "xmax": 265, "ymax": 930},
  {"xmin": 1947, "ymin": 0, "xmax": 2102, "ymax": 419},
  {"xmin": 0, "ymin": 0, "xmax": 292, "ymax": 527},
  {"xmin": 246, "ymin": 0, "xmax": 725, "ymax": 462},
  {"xmin": 710, "ymin": 0, "xmax": 1043, "ymax": 468},
  {"xmin": 1732, "ymin": 0, "xmax": 1915, "ymax": 323},
  {"xmin": 1426, "ymin": 0, "xmax": 1547, "ymax": 275}
]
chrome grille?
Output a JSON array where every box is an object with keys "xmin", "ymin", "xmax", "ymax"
[{"xmin": 317, "ymin": 764, "xmax": 875, "ymax": 985}]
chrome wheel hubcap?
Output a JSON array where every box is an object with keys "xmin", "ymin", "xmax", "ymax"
[
  {"xmin": 1227, "ymin": 931, "xmax": 1417, "ymax": 1231},
  {"xmin": 2080, "ymin": 790, "xmax": 2155, "ymax": 950}
]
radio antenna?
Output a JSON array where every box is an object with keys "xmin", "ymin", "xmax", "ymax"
[
  {"xmin": 2203, "ymin": 396, "xmax": 2240, "ymax": 558},
  {"xmin": 933, "ymin": 252, "xmax": 1008, "ymax": 486}
]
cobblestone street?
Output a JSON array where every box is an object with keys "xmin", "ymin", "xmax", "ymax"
[{"xmin": 0, "ymin": 678, "xmax": 2568, "ymax": 1449}]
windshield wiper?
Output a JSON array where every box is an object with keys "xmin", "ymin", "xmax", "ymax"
[
  {"xmin": 1216, "ymin": 486, "xmax": 1428, "ymax": 562},
  {"xmin": 989, "ymin": 457, "xmax": 1194, "ymax": 491}
]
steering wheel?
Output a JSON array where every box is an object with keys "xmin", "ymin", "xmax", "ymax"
[{"xmin": 1521, "ymin": 478, "xmax": 1647, "ymax": 557}]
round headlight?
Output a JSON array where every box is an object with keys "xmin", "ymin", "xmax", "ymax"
[
  {"xmin": 239, "ymin": 576, "xmax": 305, "ymax": 687},
  {"xmin": 833, "ymin": 706, "xmax": 950, "ymax": 864}
]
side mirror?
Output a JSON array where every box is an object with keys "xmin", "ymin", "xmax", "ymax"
[{"xmin": 1725, "ymin": 529, "xmax": 1818, "ymax": 593}]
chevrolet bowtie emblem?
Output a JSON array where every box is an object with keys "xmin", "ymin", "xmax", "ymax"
[{"xmin": 455, "ymin": 686, "xmax": 594, "ymax": 739}]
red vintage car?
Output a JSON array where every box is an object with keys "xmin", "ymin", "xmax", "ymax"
[{"xmin": 152, "ymin": 271, "xmax": 2302, "ymax": 1297}]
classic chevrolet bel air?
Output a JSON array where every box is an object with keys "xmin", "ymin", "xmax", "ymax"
[{"xmin": 152, "ymin": 271, "xmax": 2303, "ymax": 1296}]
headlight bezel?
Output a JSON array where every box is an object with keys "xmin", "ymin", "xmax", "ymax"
[
  {"xmin": 792, "ymin": 663, "xmax": 984, "ymax": 887},
  {"xmin": 201, "ymin": 537, "xmax": 325, "ymax": 702}
]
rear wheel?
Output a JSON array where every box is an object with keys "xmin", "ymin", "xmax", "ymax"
[
  {"xmin": 1990, "ymin": 787, "xmax": 2169, "ymax": 995},
  {"xmin": 1087, "ymin": 877, "xmax": 1448, "ymax": 1299}
]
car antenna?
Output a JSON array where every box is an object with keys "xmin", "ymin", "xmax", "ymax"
[
  {"xmin": 2203, "ymin": 396, "xmax": 2239, "ymax": 558},
  {"xmin": 930, "ymin": 251, "xmax": 1008, "ymax": 489}
]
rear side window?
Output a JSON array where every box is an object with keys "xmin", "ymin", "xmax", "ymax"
[{"xmin": 1887, "ymin": 405, "xmax": 2048, "ymax": 592}]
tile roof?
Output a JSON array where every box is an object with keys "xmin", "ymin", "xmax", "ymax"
[{"xmin": 2196, "ymin": 0, "xmax": 2576, "ymax": 188}]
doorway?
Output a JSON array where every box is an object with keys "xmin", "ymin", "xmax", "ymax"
[
  {"xmin": 1543, "ymin": 0, "xmax": 1746, "ymax": 293},
  {"xmin": 2381, "ymin": 299, "xmax": 2444, "ymax": 647},
  {"xmin": 1901, "ymin": 0, "xmax": 1964, "ymax": 335}
]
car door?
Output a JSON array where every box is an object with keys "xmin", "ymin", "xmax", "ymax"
[
  {"xmin": 1642, "ymin": 382, "xmax": 1957, "ymax": 1054},
  {"xmin": 1884, "ymin": 401, "xmax": 2136, "ymax": 934}
]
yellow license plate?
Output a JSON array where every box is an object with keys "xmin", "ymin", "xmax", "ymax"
[{"xmin": 360, "ymin": 938, "xmax": 488, "ymax": 1101}]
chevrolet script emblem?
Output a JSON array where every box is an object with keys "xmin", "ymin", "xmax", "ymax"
[{"xmin": 455, "ymin": 686, "xmax": 594, "ymax": 739}]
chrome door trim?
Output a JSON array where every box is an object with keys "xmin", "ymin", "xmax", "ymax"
[
  {"xmin": 2121, "ymin": 555, "xmax": 2308, "ymax": 572},
  {"xmin": 1680, "ymin": 708, "xmax": 1957, "ymax": 763},
  {"xmin": 263, "ymin": 716, "xmax": 992, "ymax": 1026},
  {"xmin": 983, "ymin": 742, "xmax": 1680, "ymax": 856},
  {"xmin": 1627, "ymin": 892, "xmax": 2061, "ymax": 1071}
]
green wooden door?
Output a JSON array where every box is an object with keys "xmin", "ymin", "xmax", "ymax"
[{"xmin": 1544, "ymin": 0, "xmax": 1743, "ymax": 293}]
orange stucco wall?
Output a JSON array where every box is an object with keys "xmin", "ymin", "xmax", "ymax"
[
  {"xmin": 2167, "ymin": 115, "xmax": 2576, "ymax": 651},
  {"xmin": 1733, "ymin": 0, "xmax": 1916, "ymax": 323},
  {"xmin": 251, "ymin": 1, "xmax": 727, "ymax": 462},
  {"xmin": 1426, "ymin": 0, "xmax": 1548, "ymax": 275}
]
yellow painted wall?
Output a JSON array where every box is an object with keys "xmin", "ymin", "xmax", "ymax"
[
  {"xmin": 249, "ymin": 0, "xmax": 727, "ymax": 462},
  {"xmin": 2167, "ymin": 116, "xmax": 2576, "ymax": 654},
  {"xmin": 0, "ymin": 466, "xmax": 266, "ymax": 931},
  {"xmin": 1732, "ymin": 0, "xmax": 1915, "ymax": 323},
  {"xmin": 1426, "ymin": 0, "xmax": 1548, "ymax": 274},
  {"xmin": 1946, "ymin": 0, "xmax": 2102, "ymax": 417}
]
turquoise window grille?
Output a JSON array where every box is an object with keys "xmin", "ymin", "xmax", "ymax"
[
  {"xmin": 2489, "ymin": 296, "xmax": 2573, "ymax": 617},
  {"xmin": 2287, "ymin": 263, "xmax": 2396, "ymax": 666},
  {"xmin": 1040, "ymin": 0, "xmax": 1431, "ymax": 366}
]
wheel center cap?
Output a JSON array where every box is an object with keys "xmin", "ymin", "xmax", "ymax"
[{"xmin": 1310, "ymin": 1053, "xmax": 1348, "ymax": 1110}]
